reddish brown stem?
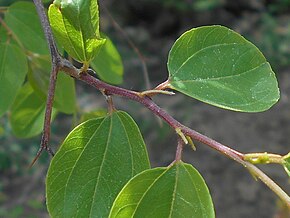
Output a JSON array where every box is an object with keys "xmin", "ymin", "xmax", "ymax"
[
  {"xmin": 79, "ymin": 73, "xmax": 244, "ymax": 161},
  {"xmin": 175, "ymin": 137, "xmax": 184, "ymax": 162},
  {"xmin": 31, "ymin": 0, "xmax": 61, "ymax": 165},
  {"xmin": 30, "ymin": 67, "xmax": 58, "ymax": 167}
]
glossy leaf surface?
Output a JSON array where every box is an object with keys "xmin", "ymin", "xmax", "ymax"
[
  {"xmin": 110, "ymin": 162, "xmax": 214, "ymax": 218},
  {"xmin": 0, "ymin": 43, "xmax": 27, "ymax": 117},
  {"xmin": 28, "ymin": 56, "xmax": 76, "ymax": 114},
  {"xmin": 46, "ymin": 111, "xmax": 150, "ymax": 218},
  {"xmin": 9, "ymin": 83, "xmax": 57, "ymax": 138},
  {"xmin": 48, "ymin": 0, "xmax": 106, "ymax": 64},
  {"xmin": 5, "ymin": 2, "xmax": 49, "ymax": 54},
  {"xmin": 91, "ymin": 35, "xmax": 124, "ymax": 84},
  {"xmin": 167, "ymin": 25, "xmax": 279, "ymax": 112}
]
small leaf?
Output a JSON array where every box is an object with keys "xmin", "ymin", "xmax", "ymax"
[
  {"xmin": 0, "ymin": 43, "xmax": 27, "ymax": 117},
  {"xmin": 9, "ymin": 83, "xmax": 57, "ymax": 138},
  {"xmin": 4, "ymin": 2, "xmax": 49, "ymax": 54},
  {"xmin": 28, "ymin": 56, "xmax": 76, "ymax": 114},
  {"xmin": 48, "ymin": 0, "xmax": 106, "ymax": 64},
  {"xmin": 167, "ymin": 25, "xmax": 280, "ymax": 112},
  {"xmin": 91, "ymin": 35, "xmax": 124, "ymax": 84},
  {"xmin": 109, "ymin": 162, "xmax": 215, "ymax": 218},
  {"xmin": 46, "ymin": 111, "xmax": 150, "ymax": 218},
  {"xmin": 283, "ymin": 153, "xmax": 290, "ymax": 177}
]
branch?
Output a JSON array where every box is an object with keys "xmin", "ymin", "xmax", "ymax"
[
  {"xmin": 175, "ymin": 137, "xmax": 184, "ymax": 162},
  {"xmin": 33, "ymin": 0, "xmax": 60, "ymax": 62},
  {"xmin": 70, "ymin": 69, "xmax": 290, "ymax": 207},
  {"xmin": 33, "ymin": 0, "xmax": 290, "ymax": 207},
  {"xmin": 31, "ymin": 0, "xmax": 62, "ymax": 166}
]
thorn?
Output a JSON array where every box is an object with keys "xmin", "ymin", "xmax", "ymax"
[{"xmin": 29, "ymin": 147, "xmax": 44, "ymax": 168}]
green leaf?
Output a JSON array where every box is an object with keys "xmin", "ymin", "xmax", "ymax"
[
  {"xmin": 46, "ymin": 111, "xmax": 150, "ymax": 218},
  {"xmin": 109, "ymin": 162, "xmax": 215, "ymax": 218},
  {"xmin": 283, "ymin": 153, "xmax": 290, "ymax": 177},
  {"xmin": 0, "ymin": 26, "xmax": 10, "ymax": 44},
  {"xmin": 27, "ymin": 56, "xmax": 76, "ymax": 114},
  {"xmin": 167, "ymin": 25, "xmax": 280, "ymax": 112},
  {"xmin": 9, "ymin": 83, "xmax": 57, "ymax": 138},
  {"xmin": 0, "ymin": 43, "xmax": 27, "ymax": 117},
  {"xmin": 91, "ymin": 35, "xmax": 124, "ymax": 84},
  {"xmin": 48, "ymin": 0, "xmax": 106, "ymax": 64},
  {"xmin": 4, "ymin": 2, "xmax": 49, "ymax": 54}
]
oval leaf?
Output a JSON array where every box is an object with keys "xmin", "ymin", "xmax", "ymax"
[
  {"xmin": 109, "ymin": 162, "xmax": 215, "ymax": 218},
  {"xmin": 4, "ymin": 2, "xmax": 49, "ymax": 54},
  {"xmin": 9, "ymin": 83, "xmax": 57, "ymax": 138},
  {"xmin": 91, "ymin": 35, "xmax": 124, "ymax": 84},
  {"xmin": 0, "ymin": 43, "xmax": 27, "ymax": 117},
  {"xmin": 46, "ymin": 111, "xmax": 150, "ymax": 218},
  {"xmin": 167, "ymin": 25, "xmax": 279, "ymax": 112},
  {"xmin": 48, "ymin": 0, "xmax": 106, "ymax": 64},
  {"xmin": 28, "ymin": 56, "xmax": 76, "ymax": 114}
]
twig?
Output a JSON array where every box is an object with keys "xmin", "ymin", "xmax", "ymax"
[
  {"xmin": 33, "ymin": 0, "xmax": 290, "ymax": 207},
  {"xmin": 78, "ymin": 72, "xmax": 290, "ymax": 208},
  {"xmin": 33, "ymin": 0, "xmax": 60, "ymax": 61},
  {"xmin": 31, "ymin": 0, "xmax": 62, "ymax": 166},
  {"xmin": 175, "ymin": 137, "xmax": 184, "ymax": 162},
  {"xmin": 29, "ymin": 66, "xmax": 58, "ymax": 167}
]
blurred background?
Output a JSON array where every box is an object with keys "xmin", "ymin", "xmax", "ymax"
[{"xmin": 0, "ymin": 0, "xmax": 290, "ymax": 217}]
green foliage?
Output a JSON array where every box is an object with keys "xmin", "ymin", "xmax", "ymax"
[
  {"xmin": 46, "ymin": 111, "xmax": 150, "ymax": 217},
  {"xmin": 1, "ymin": 0, "xmax": 289, "ymax": 217},
  {"xmin": 48, "ymin": 0, "xmax": 106, "ymax": 65},
  {"xmin": 91, "ymin": 35, "xmax": 124, "ymax": 84},
  {"xmin": 0, "ymin": 43, "xmax": 27, "ymax": 117},
  {"xmin": 167, "ymin": 25, "xmax": 279, "ymax": 112},
  {"xmin": 110, "ymin": 162, "xmax": 214, "ymax": 218},
  {"xmin": 4, "ymin": 2, "xmax": 49, "ymax": 54},
  {"xmin": 28, "ymin": 56, "xmax": 76, "ymax": 114},
  {"xmin": 9, "ymin": 83, "xmax": 57, "ymax": 138}
]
